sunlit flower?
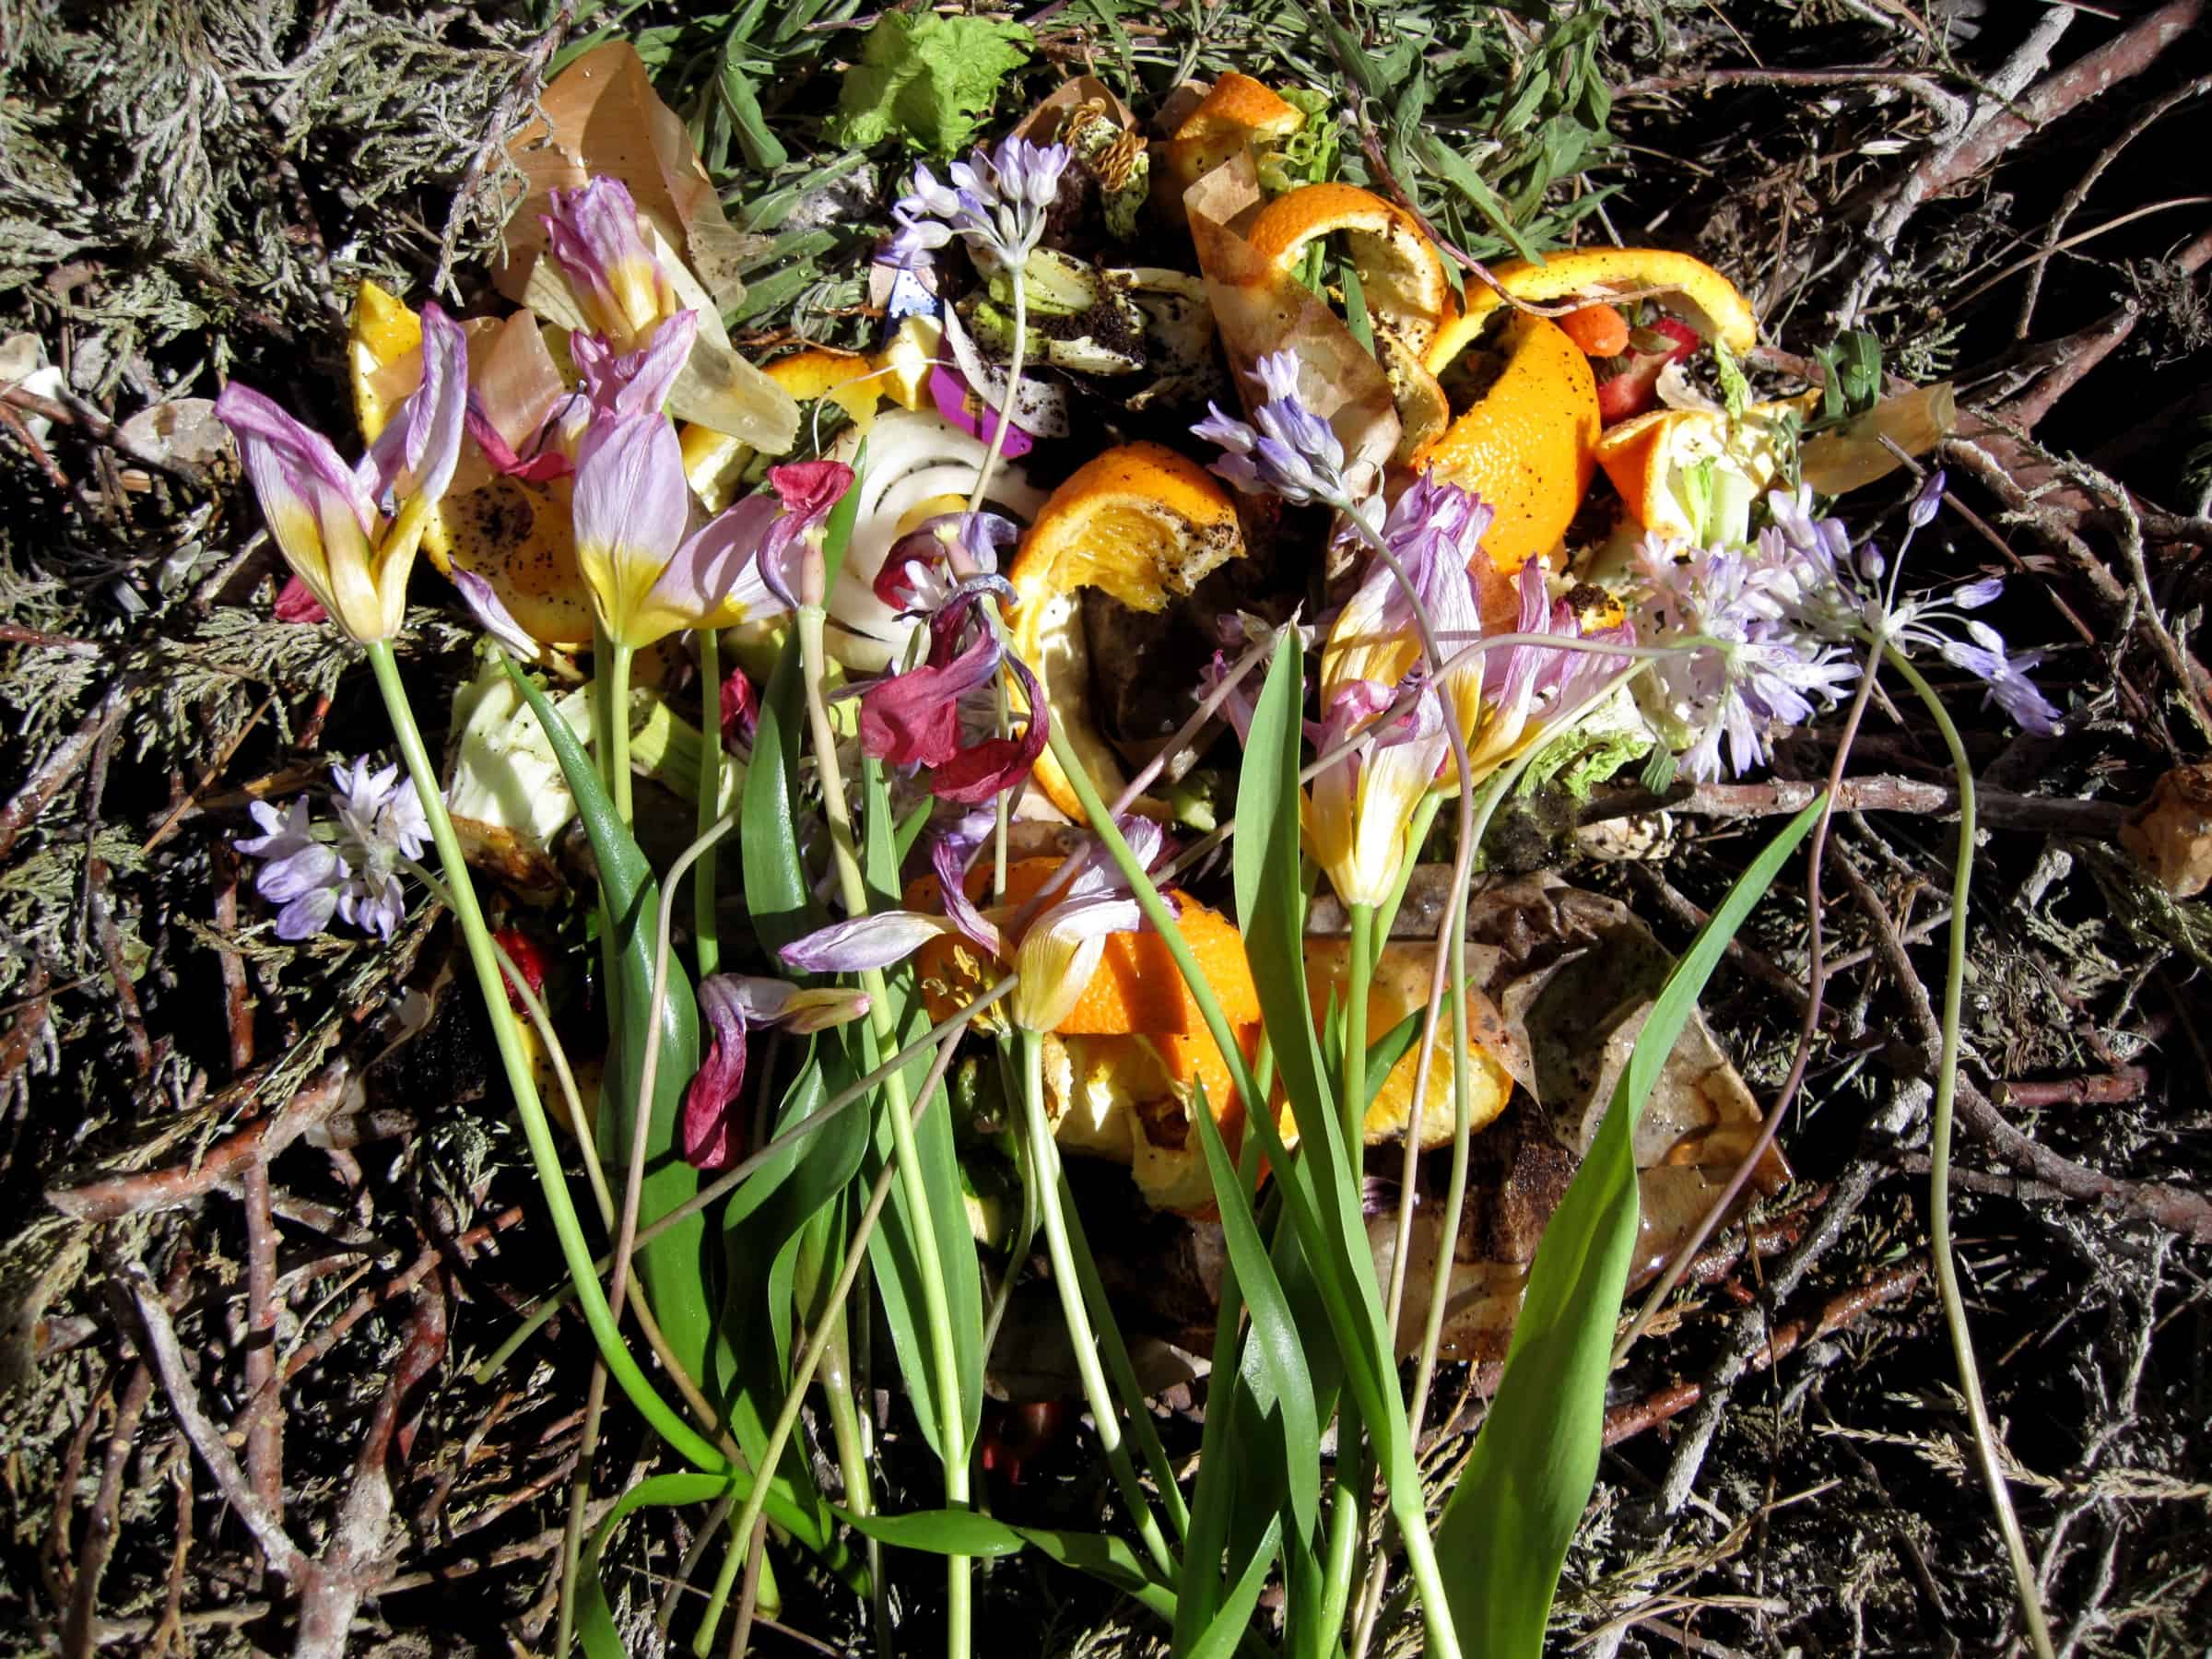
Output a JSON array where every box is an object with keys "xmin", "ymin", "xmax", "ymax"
[
  {"xmin": 571, "ymin": 379, "xmax": 850, "ymax": 647},
  {"xmin": 571, "ymin": 310, "xmax": 698, "ymax": 417},
  {"xmin": 1634, "ymin": 534, "xmax": 1859, "ymax": 780},
  {"xmin": 1323, "ymin": 472, "xmax": 1492, "ymax": 735},
  {"xmin": 884, "ymin": 136, "xmax": 1072, "ymax": 273},
  {"xmin": 1465, "ymin": 561, "xmax": 1636, "ymax": 773},
  {"xmin": 214, "ymin": 303, "xmax": 468, "ymax": 644},
  {"xmin": 541, "ymin": 177, "xmax": 681, "ymax": 352},
  {"xmin": 1633, "ymin": 473, "xmax": 2057, "ymax": 778},
  {"xmin": 855, "ymin": 586, "xmax": 1047, "ymax": 806},
  {"xmin": 1306, "ymin": 677, "xmax": 1449, "ymax": 910},
  {"xmin": 682, "ymin": 974, "xmax": 871, "ymax": 1170},
  {"xmin": 235, "ymin": 757, "xmax": 429, "ymax": 942},
  {"xmin": 873, "ymin": 511, "xmax": 1020, "ymax": 620}
]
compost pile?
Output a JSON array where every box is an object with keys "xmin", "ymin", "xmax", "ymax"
[{"xmin": 3, "ymin": 3, "xmax": 2210, "ymax": 1655}]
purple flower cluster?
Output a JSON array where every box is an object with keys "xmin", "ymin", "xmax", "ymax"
[
  {"xmin": 1192, "ymin": 351, "xmax": 1354, "ymax": 509},
  {"xmin": 236, "ymin": 758, "xmax": 430, "ymax": 941},
  {"xmin": 886, "ymin": 136, "xmax": 1072, "ymax": 273},
  {"xmin": 1637, "ymin": 473, "xmax": 2059, "ymax": 779}
]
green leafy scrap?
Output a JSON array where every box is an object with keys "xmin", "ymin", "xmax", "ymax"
[{"xmin": 832, "ymin": 13, "xmax": 1034, "ymax": 156}]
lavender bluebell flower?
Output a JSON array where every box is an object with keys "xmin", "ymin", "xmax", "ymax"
[
  {"xmin": 236, "ymin": 757, "xmax": 430, "ymax": 941},
  {"xmin": 235, "ymin": 798, "xmax": 346, "ymax": 941},
  {"xmin": 328, "ymin": 757, "xmax": 430, "ymax": 939},
  {"xmin": 1636, "ymin": 471, "xmax": 2060, "ymax": 778},
  {"xmin": 883, "ymin": 136, "xmax": 1072, "ymax": 273},
  {"xmin": 1634, "ymin": 535, "xmax": 1862, "ymax": 781},
  {"xmin": 1192, "ymin": 350, "xmax": 1355, "ymax": 508}
]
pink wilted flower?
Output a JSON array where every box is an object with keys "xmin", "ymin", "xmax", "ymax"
[
  {"xmin": 682, "ymin": 975, "xmax": 872, "ymax": 1170},
  {"xmin": 541, "ymin": 177, "xmax": 682, "ymax": 353},
  {"xmin": 214, "ymin": 302, "xmax": 468, "ymax": 644},
  {"xmin": 570, "ymin": 344, "xmax": 853, "ymax": 647},
  {"xmin": 855, "ymin": 586, "xmax": 1046, "ymax": 806}
]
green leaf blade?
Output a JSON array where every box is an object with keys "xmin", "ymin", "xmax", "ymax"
[{"xmin": 1436, "ymin": 795, "xmax": 1827, "ymax": 1655}]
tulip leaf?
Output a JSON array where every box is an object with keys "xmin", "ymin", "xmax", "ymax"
[
  {"xmin": 715, "ymin": 1051, "xmax": 863, "ymax": 1519},
  {"xmin": 1194, "ymin": 1086, "xmax": 1320, "ymax": 1545},
  {"xmin": 856, "ymin": 756, "xmax": 985, "ymax": 1463},
  {"xmin": 504, "ymin": 658, "xmax": 712, "ymax": 1388},
  {"xmin": 841, "ymin": 1507, "xmax": 1176, "ymax": 1625},
  {"xmin": 1436, "ymin": 795, "xmax": 1826, "ymax": 1656},
  {"xmin": 1187, "ymin": 1512, "xmax": 1283, "ymax": 1659},
  {"xmin": 742, "ymin": 631, "xmax": 822, "ymax": 958}
]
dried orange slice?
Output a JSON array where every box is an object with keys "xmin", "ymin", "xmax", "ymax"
[
  {"xmin": 1006, "ymin": 443, "xmax": 1247, "ymax": 819},
  {"xmin": 351, "ymin": 281, "xmax": 595, "ymax": 646},
  {"xmin": 1301, "ymin": 938, "xmax": 1515, "ymax": 1148},
  {"xmin": 1154, "ymin": 73, "xmax": 1306, "ymax": 226},
  {"xmin": 1412, "ymin": 310, "xmax": 1601, "ymax": 575},
  {"xmin": 912, "ymin": 853, "xmax": 1264, "ymax": 1216},
  {"xmin": 1425, "ymin": 247, "xmax": 1758, "ymax": 375},
  {"xmin": 1242, "ymin": 182, "xmax": 1454, "ymax": 357}
]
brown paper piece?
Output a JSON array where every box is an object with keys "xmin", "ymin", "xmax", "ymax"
[
  {"xmin": 493, "ymin": 45, "xmax": 798, "ymax": 452},
  {"xmin": 1183, "ymin": 150, "xmax": 1400, "ymax": 489}
]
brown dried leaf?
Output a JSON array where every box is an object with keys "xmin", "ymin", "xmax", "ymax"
[{"xmin": 2122, "ymin": 761, "xmax": 2212, "ymax": 898}]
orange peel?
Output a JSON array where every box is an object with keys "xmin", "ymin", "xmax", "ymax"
[
  {"xmin": 1242, "ymin": 182, "xmax": 1455, "ymax": 359},
  {"xmin": 1426, "ymin": 247, "xmax": 1758, "ymax": 374},
  {"xmin": 1594, "ymin": 395, "xmax": 1812, "ymax": 543},
  {"xmin": 1412, "ymin": 310, "xmax": 1602, "ymax": 575},
  {"xmin": 912, "ymin": 855, "xmax": 1261, "ymax": 1035},
  {"xmin": 1005, "ymin": 443, "xmax": 1248, "ymax": 819},
  {"xmin": 1300, "ymin": 938, "xmax": 1516, "ymax": 1148},
  {"xmin": 912, "ymin": 854, "xmax": 1262, "ymax": 1216},
  {"xmin": 1153, "ymin": 72, "xmax": 1305, "ymax": 228}
]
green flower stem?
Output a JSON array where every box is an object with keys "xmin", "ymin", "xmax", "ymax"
[
  {"xmin": 606, "ymin": 641, "xmax": 637, "ymax": 824},
  {"xmin": 971, "ymin": 264, "xmax": 1028, "ymax": 896},
  {"xmin": 1316, "ymin": 1442, "xmax": 1371, "ymax": 1641},
  {"xmin": 1884, "ymin": 645, "xmax": 2055, "ymax": 1659},
  {"xmin": 696, "ymin": 626, "xmax": 724, "ymax": 979},
  {"xmin": 1343, "ymin": 903, "xmax": 1375, "ymax": 1151},
  {"xmin": 1018, "ymin": 1031, "xmax": 1179, "ymax": 1580},
  {"xmin": 362, "ymin": 641, "xmax": 722, "ymax": 1474},
  {"xmin": 470, "ymin": 978, "xmax": 1019, "ymax": 1382},
  {"xmin": 1046, "ymin": 721, "xmax": 1463, "ymax": 1659},
  {"xmin": 712, "ymin": 1027, "xmax": 964, "ymax": 1658},
  {"xmin": 1049, "ymin": 1160, "xmax": 1193, "ymax": 1543},
  {"xmin": 795, "ymin": 603, "xmax": 973, "ymax": 1658},
  {"xmin": 965, "ymin": 265, "xmax": 1026, "ymax": 524},
  {"xmin": 397, "ymin": 856, "xmax": 724, "ymax": 1431}
]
